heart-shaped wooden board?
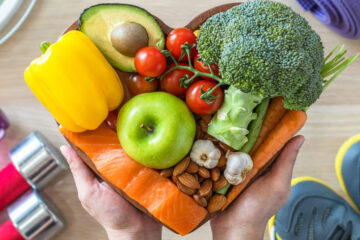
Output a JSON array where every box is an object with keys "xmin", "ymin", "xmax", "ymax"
[{"xmin": 60, "ymin": 2, "xmax": 281, "ymax": 235}]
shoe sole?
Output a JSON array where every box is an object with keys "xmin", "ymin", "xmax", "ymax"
[
  {"xmin": 267, "ymin": 176, "xmax": 338, "ymax": 240},
  {"xmin": 335, "ymin": 134, "xmax": 360, "ymax": 214}
]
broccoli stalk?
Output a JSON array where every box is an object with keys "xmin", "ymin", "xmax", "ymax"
[{"xmin": 207, "ymin": 86, "xmax": 261, "ymax": 150}]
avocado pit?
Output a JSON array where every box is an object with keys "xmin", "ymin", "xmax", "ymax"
[{"xmin": 111, "ymin": 21, "xmax": 149, "ymax": 57}]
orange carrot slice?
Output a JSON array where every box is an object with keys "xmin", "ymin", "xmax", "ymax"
[
  {"xmin": 223, "ymin": 110, "xmax": 307, "ymax": 209},
  {"xmin": 60, "ymin": 123, "xmax": 207, "ymax": 236}
]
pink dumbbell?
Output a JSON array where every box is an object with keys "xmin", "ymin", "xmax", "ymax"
[
  {"xmin": 0, "ymin": 131, "xmax": 68, "ymax": 211},
  {"xmin": 0, "ymin": 190, "xmax": 64, "ymax": 240}
]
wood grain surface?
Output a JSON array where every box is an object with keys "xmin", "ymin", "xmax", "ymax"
[{"xmin": 0, "ymin": 0, "xmax": 359, "ymax": 239}]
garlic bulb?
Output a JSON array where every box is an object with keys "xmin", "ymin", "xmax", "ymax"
[
  {"xmin": 190, "ymin": 140, "xmax": 221, "ymax": 169},
  {"xmin": 224, "ymin": 152, "xmax": 253, "ymax": 185}
]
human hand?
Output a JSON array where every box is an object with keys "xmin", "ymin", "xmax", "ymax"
[
  {"xmin": 210, "ymin": 135, "xmax": 305, "ymax": 240},
  {"xmin": 60, "ymin": 146, "xmax": 162, "ymax": 240}
]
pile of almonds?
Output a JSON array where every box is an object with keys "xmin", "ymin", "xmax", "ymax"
[{"xmin": 160, "ymin": 115, "xmax": 234, "ymax": 213}]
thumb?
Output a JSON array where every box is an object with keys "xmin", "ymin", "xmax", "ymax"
[
  {"xmin": 266, "ymin": 135, "xmax": 305, "ymax": 187},
  {"xmin": 60, "ymin": 145, "xmax": 96, "ymax": 193}
]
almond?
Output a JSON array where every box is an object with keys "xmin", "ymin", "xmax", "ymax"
[
  {"xmin": 199, "ymin": 176, "xmax": 205, "ymax": 183},
  {"xmin": 178, "ymin": 172, "xmax": 200, "ymax": 189},
  {"xmin": 173, "ymin": 157, "xmax": 190, "ymax": 177},
  {"xmin": 218, "ymin": 141, "xmax": 233, "ymax": 152},
  {"xmin": 177, "ymin": 181, "xmax": 196, "ymax": 195},
  {"xmin": 193, "ymin": 173, "xmax": 199, "ymax": 182},
  {"xmin": 201, "ymin": 114, "xmax": 212, "ymax": 124},
  {"xmin": 207, "ymin": 194, "xmax": 227, "ymax": 213},
  {"xmin": 213, "ymin": 175, "xmax": 228, "ymax": 191},
  {"xmin": 195, "ymin": 123, "xmax": 204, "ymax": 139},
  {"xmin": 160, "ymin": 168, "xmax": 173, "ymax": 178},
  {"xmin": 204, "ymin": 134, "xmax": 219, "ymax": 142},
  {"xmin": 204, "ymin": 190, "xmax": 213, "ymax": 201},
  {"xmin": 199, "ymin": 119, "xmax": 208, "ymax": 132},
  {"xmin": 193, "ymin": 194, "xmax": 207, "ymax": 207},
  {"xmin": 198, "ymin": 167, "xmax": 211, "ymax": 178},
  {"xmin": 172, "ymin": 175, "xmax": 178, "ymax": 184},
  {"xmin": 199, "ymin": 179, "xmax": 213, "ymax": 197},
  {"xmin": 217, "ymin": 156, "xmax": 227, "ymax": 168},
  {"xmin": 225, "ymin": 149, "xmax": 232, "ymax": 158},
  {"xmin": 186, "ymin": 161, "xmax": 199, "ymax": 174},
  {"xmin": 211, "ymin": 168, "xmax": 220, "ymax": 182}
]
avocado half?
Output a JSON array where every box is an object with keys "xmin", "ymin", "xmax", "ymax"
[{"xmin": 79, "ymin": 4, "xmax": 165, "ymax": 72}]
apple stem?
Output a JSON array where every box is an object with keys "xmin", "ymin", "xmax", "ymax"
[{"xmin": 140, "ymin": 123, "xmax": 154, "ymax": 134}]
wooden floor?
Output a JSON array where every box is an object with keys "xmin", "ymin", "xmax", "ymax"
[{"xmin": 0, "ymin": 0, "xmax": 359, "ymax": 239}]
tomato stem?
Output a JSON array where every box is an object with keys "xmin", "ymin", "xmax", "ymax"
[
  {"xmin": 200, "ymin": 82, "xmax": 224, "ymax": 104},
  {"xmin": 160, "ymin": 43, "xmax": 225, "ymax": 103}
]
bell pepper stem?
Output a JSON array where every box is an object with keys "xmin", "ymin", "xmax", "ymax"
[{"xmin": 40, "ymin": 41, "xmax": 51, "ymax": 54}]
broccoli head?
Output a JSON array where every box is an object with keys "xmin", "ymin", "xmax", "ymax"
[{"xmin": 197, "ymin": 0, "xmax": 324, "ymax": 110}]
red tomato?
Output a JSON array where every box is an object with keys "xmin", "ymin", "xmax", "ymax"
[
  {"xmin": 134, "ymin": 47, "xmax": 166, "ymax": 77},
  {"xmin": 194, "ymin": 53, "xmax": 220, "ymax": 81},
  {"xmin": 166, "ymin": 28, "xmax": 197, "ymax": 62},
  {"xmin": 161, "ymin": 64, "xmax": 195, "ymax": 96},
  {"xmin": 106, "ymin": 110, "xmax": 118, "ymax": 131},
  {"xmin": 186, "ymin": 80, "xmax": 223, "ymax": 115},
  {"xmin": 127, "ymin": 74, "xmax": 159, "ymax": 96}
]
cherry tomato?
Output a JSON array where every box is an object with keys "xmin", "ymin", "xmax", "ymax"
[
  {"xmin": 127, "ymin": 74, "xmax": 159, "ymax": 96},
  {"xmin": 186, "ymin": 80, "xmax": 223, "ymax": 115},
  {"xmin": 106, "ymin": 110, "xmax": 118, "ymax": 131},
  {"xmin": 194, "ymin": 53, "xmax": 220, "ymax": 81},
  {"xmin": 161, "ymin": 64, "xmax": 195, "ymax": 96},
  {"xmin": 134, "ymin": 47, "xmax": 166, "ymax": 77},
  {"xmin": 166, "ymin": 28, "xmax": 197, "ymax": 62}
]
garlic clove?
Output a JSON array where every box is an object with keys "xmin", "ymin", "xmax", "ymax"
[
  {"xmin": 190, "ymin": 140, "xmax": 221, "ymax": 169},
  {"xmin": 224, "ymin": 152, "xmax": 253, "ymax": 185}
]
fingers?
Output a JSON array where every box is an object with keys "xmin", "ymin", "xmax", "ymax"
[
  {"xmin": 264, "ymin": 135, "xmax": 304, "ymax": 199},
  {"xmin": 270, "ymin": 135, "xmax": 304, "ymax": 182},
  {"xmin": 60, "ymin": 145, "xmax": 96, "ymax": 193}
]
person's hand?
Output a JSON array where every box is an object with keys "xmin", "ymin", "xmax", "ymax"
[
  {"xmin": 60, "ymin": 146, "xmax": 162, "ymax": 240},
  {"xmin": 211, "ymin": 135, "xmax": 305, "ymax": 240}
]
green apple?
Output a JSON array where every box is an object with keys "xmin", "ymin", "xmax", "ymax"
[{"xmin": 117, "ymin": 92, "xmax": 196, "ymax": 169}]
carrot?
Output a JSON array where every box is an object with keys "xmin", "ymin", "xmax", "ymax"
[
  {"xmin": 223, "ymin": 110, "xmax": 307, "ymax": 209},
  {"xmin": 249, "ymin": 97, "xmax": 287, "ymax": 155}
]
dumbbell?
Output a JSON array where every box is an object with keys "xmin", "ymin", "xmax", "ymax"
[
  {"xmin": 0, "ymin": 190, "xmax": 64, "ymax": 240},
  {"xmin": 0, "ymin": 131, "xmax": 68, "ymax": 211}
]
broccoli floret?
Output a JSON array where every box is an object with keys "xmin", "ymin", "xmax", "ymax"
[
  {"xmin": 198, "ymin": 0, "xmax": 324, "ymax": 110},
  {"xmin": 197, "ymin": 12, "xmax": 230, "ymax": 64},
  {"xmin": 198, "ymin": 0, "xmax": 358, "ymax": 150}
]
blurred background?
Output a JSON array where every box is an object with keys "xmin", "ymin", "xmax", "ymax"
[{"xmin": 0, "ymin": 0, "xmax": 359, "ymax": 239}]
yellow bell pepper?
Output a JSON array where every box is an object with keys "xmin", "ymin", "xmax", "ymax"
[{"xmin": 24, "ymin": 30, "xmax": 124, "ymax": 132}]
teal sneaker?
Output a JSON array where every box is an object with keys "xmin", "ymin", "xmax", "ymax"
[
  {"xmin": 336, "ymin": 134, "xmax": 360, "ymax": 213},
  {"xmin": 268, "ymin": 177, "xmax": 360, "ymax": 240}
]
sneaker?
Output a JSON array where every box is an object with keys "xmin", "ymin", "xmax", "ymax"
[
  {"xmin": 336, "ymin": 134, "xmax": 360, "ymax": 213},
  {"xmin": 268, "ymin": 177, "xmax": 360, "ymax": 240}
]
